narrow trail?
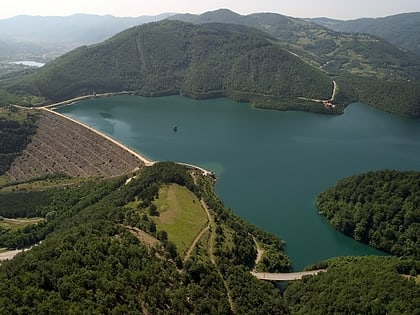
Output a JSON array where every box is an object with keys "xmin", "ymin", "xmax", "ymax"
[
  {"xmin": 252, "ymin": 236, "xmax": 264, "ymax": 272},
  {"xmin": 184, "ymin": 173, "xmax": 213, "ymax": 263},
  {"xmin": 187, "ymin": 172, "xmax": 234, "ymax": 312},
  {"xmin": 183, "ymin": 200, "xmax": 210, "ymax": 262},
  {"xmin": 330, "ymin": 80, "xmax": 338, "ymax": 102},
  {"xmin": 0, "ymin": 244, "xmax": 39, "ymax": 262}
]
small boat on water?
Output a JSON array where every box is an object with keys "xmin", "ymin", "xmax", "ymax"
[{"xmin": 173, "ymin": 125, "xmax": 178, "ymax": 132}]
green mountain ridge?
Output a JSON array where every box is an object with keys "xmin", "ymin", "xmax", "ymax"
[
  {"xmin": 169, "ymin": 9, "xmax": 420, "ymax": 117},
  {"xmin": 1, "ymin": 10, "xmax": 420, "ymax": 117},
  {"xmin": 1, "ymin": 20, "xmax": 338, "ymax": 114},
  {"xmin": 308, "ymin": 12, "xmax": 420, "ymax": 56},
  {"xmin": 170, "ymin": 9, "xmax": 420, "ymax": 81}
]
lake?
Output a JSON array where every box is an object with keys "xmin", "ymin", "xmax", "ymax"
[{"xmin": 57, "ymin": 95, "xmax": 420, "ymax": 270}]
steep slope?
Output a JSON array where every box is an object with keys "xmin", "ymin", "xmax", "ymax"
[
  {"xmin": 169, "ymin": 9, "xmax": 420, "ymax": 117},
  {"xmin": 3, "ymin": 20, "xmax": 336, "ymax": 114},
  {"xmin": 0, "ymin": 163, "xmax": 291, "ymax": 314},
  {"xmin": 309, "ymin": 12, "xmax": 420, "ymax": 56},
  {"xmin": 170, "ymin": 9, "xmax": 420, "ymax": 80}
]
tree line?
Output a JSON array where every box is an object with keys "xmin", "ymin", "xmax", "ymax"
[{"xmin": 317, "ymin": 169, "xmax": 420, "ymax": 260}]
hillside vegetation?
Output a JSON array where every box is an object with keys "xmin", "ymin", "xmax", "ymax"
[
  {"xmin": 170, "ymin": 9, "xmax": 420, "ymax": 118},
  {"xmin": 0, "ymin": 106, "xmax": 38, "ymax": 176},
  {"xmin": 316, "ymin": 170, "xmax": 420, "ymax": 260},
  {"xmin": 170, "ymin": 9, "xmax": 420, "ymax": 80},
  {"xmin": 309, "ymin": 12, "xmax": 420, "ymax": 56},
  {"xmin": 0, "ymin": 20, "xmax": 341, "ymax": 114},
  {"xmin": 1, "ymin": 162, "xmax": 418, "ymax": 314},
  {"xmin": 285, "ymin": 256, "xmax": 420, "ymax": 315},
  {"xmin": 0, "ymin": 162, "xmax": 291, "ymax": 314}
]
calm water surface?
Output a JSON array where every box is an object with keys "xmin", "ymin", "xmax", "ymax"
[{"xmin": 57, "ymin": 96, "xmax": 420, "ymax": 270}]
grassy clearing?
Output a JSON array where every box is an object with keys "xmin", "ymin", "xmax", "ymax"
[
  {"xmin": 0, "ymin": 217, "xmax": 44, "ymax": 231},
  {"xmin": 153, "ymin": 184, "xmax": 207, "ymax": 255}
]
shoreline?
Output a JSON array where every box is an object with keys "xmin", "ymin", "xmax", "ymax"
[
  {"xmin": 42, "ymin": 107, "xmax": 155, "ymax": 167},
  {"xmin": 42, "ymin": 91, "xmax": 133, "ymax": 109},
  {"xmin": 41, "ymin": 95, "xmax": 215, "ymax": 177}
]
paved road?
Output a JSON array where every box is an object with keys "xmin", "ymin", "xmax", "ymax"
[{"xmin": 251, "ymin": 269, "xmax": 326, "ymax": 281}]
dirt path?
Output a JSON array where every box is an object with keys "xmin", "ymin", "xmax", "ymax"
[
  {"xmin": 0, "ymin": 249, "xmax": 23, "ymax": 261},
  {"xmin": 0, "ymin": 244, "xmax": 38, "ymax": 262},
  {"xmin": 183, "ymin": 205, "xmax": 210, "ymax": 262},
  {"xmin": 2, "ymin": 218, "xmax": 41, "ymax": 223},
  {"xmin": 330, "ymin": 80, "xmax": 338, "ymax": 102},
  {"xmin": 298, "ymin": 80, "xmax": 338, "ymax": 103},
  {"xmin": 252, "ymin": 236, "xmax": 264, "ymax": 272}
]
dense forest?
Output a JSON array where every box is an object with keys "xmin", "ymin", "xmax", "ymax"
[
  {"xmin": 335, "ymin": 74, "xmax": 420, "ymax": 118},
  {"xmin": 170, "ymin": 9, "xmax": 420, "ymax": 118},
  {"xmin": 285, "ymin": 256, "xmax": 420, "ymax": 314},
  {"xmin": 309, "ymin": 12, "xmax": 420, "ymax": 56},
  {"xmin": 1, "ymin": 14, "xmax": 419, "ymax": 117},
  {"xmin": 0, "ymin": 162, "xmax": 291, "ymax": 314},
  {"xmin": 0, "ymin": 106, "xmax": 38, "ymax": 175},
  {"xmin": 1, "ymin": 163, "xmax": 418, "ymax": 314},
  {"xmin": 316, "ymin": 170, "xmax": 420, "ymax": 259},
  {"xmin": 0, "ymin": 20, "xmax": 335, "ymax": 115},
  {"xmin": 0, "ymin": 12, "xmax": 419, "ymax": 313}
]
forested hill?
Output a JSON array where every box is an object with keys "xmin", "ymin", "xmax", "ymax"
[
  {"xmin": 169, "ymin": 9, "xmax": 420, "ymax": 81},
  {"xmin": 316, "ymin": 170, "xmax": 420, "ymax": 260},
  {"xmin": 2, "ymin": 12, "xmax": 420, "ymax": 117},
  {"xmin": 308, "ymin": 12, "xmax": 420, "ymax": 56},
  {"xmin": 1, "ymin": 162, "xmax": 418, "ymax": 313},
  {"xmin": 169, "ymin": 9, "xmax": 420, "ymax": 118},
  {"xmin": 1, "ymin": 20, "xmax": 337, "ymax": 114}
]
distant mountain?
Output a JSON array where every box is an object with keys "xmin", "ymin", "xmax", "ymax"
[
  {"xmin": 0, "ymin": 13, "xmax": 174, "ymax": 46},
  {"xmin": 308, "ymin": 12, "xmax": 420, "ymax": 56},
  {"xmin": 0, "ymin": 13, "xmax": 175, "ymax": 78},
  {"xmin": 2, "ymin": 20, "xmax": 338, "ymax": 114},
  {"xmin": 169, "ymin": 9, "xmax": 420, "ymax": 81}
]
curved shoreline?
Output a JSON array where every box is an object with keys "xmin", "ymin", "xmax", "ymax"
[
  {"xmin": 42, "ymin": 107, "xmax": 155, "ymax": 167},
  {"xmin": 42, "ymin": 101, "xmax": 215, "ymax": 177}
]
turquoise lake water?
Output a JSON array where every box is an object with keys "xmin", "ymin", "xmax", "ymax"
[{"xmin": 57, "ymin": 95, "xmax": 420, "ymax": 270}]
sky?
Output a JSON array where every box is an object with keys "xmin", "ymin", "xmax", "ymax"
[{"xmin": 1, "ymin": 0, "xmax": 420, "ymax": 20}]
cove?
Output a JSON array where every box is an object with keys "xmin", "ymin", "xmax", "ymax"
[{"xmin": 57, "ymin": 95, "xmax": 420, "ymax": 270}]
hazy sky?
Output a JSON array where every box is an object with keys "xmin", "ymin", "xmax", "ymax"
[{"xmin": 1, "ymin": 0, "xmax": 420, "ymax": 20}]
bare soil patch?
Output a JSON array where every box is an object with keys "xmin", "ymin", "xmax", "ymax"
[{"xmin": 6, "ymin": 110, "xmax": 145, "ymax": 182}]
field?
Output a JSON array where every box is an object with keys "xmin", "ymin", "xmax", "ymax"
[{"xmin": 153, "ymin": 184, "xmax": 208, "ymax": 255}]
